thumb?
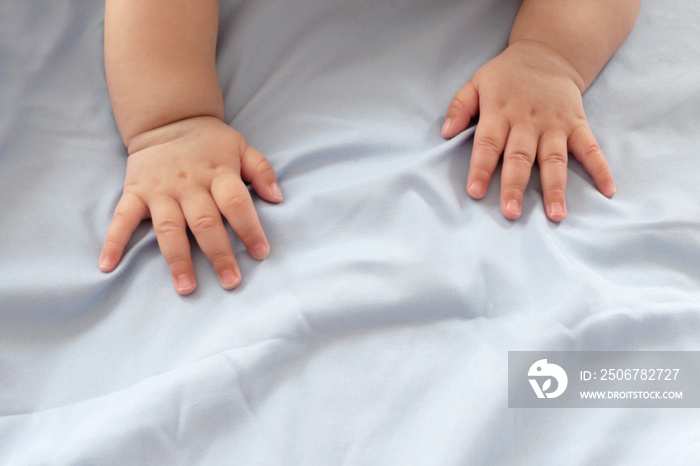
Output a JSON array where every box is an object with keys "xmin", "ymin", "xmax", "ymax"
[
  {"xmin": 442, "ymin": 80, "xmax": 479, "ymax": 139},
  {"xmin": 240, "ymin": 144, "xmax": 283, "ymax": 203}
]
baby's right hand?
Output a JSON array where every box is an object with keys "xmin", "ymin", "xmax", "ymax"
[{"xmin": 98, "ymin": 116, "xmax": 283, "ymax": 295}]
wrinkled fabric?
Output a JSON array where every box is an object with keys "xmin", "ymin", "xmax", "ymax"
[{"xmin": 1, "ymin": 0, "xmax": 700, "ymax": 464}]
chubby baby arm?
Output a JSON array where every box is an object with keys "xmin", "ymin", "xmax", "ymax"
[
  {"xmin": 443, "ymin": 0, "xmax": 640, "ymax": 221},
  {"xmin": 99, "ymin": 0, "xmax": 281, "ymax": 294}
]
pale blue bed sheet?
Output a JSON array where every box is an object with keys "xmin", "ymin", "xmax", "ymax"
[{"xmin": 1, "ymin": 0, "xmax": 700, "ymax": 463}]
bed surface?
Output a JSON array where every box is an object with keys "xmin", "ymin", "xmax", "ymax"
[{"xmin": 2, "ymin": 0, "xmax": 700, "ymax": 463}]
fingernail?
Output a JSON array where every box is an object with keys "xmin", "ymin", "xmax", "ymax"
[
  {"xmin": 441, "ymin": 119, "xmax": 454, "ymax": 138},
  {"xmin": 253, "ymin": 244, "xmax": 270, "ymax": 260},
  {"xmin": 175, "ymin": 274, "xmax": 195, "ymax": 294},
  {"xmin": 271, "ymin": 183, "xmax": 283, "ymax": 202},
  {"xmin": 468, "ymin": 181, "xmax": 485, "ymax": 198},
  {"xmin": 220, "ymin": 269, "xmax": 240, "ymax": 289},
  {"xmin": 506, "ymin": 199, "xmax": 521, "ymax": 217},
  {"xmin": 549, "ymin": 202, "xmax": 565, "ymax": 220},
  {"xmin": 605, "ymin": 181, "xmax": 616, "ymax": 197},
  {"xmin": 99, "ymin": 255, "xmax": 113, "ymax": 272}
]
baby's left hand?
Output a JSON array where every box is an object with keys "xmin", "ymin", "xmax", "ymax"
[{"xmin": 442, "ymin": 40, "xmax": 616, "ymax": 221}]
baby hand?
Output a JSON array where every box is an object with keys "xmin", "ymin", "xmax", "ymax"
[
  {"xmin": 99, "ymin": 116, "xmax": 282, "ymax": 295},
  {"xmin": 442, "ymin": 40, "xmax": 616, "ymax": 221}
]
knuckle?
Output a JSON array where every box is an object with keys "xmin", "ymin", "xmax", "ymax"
[
  {"xmin": 102, "ymin": 236, "xmax": 124, "ymax": 252},
  {"xmin": 253, "ymin": 159, "xmax": 276, "ymax": 178},
  {"xmin": 544, "ymin": 185, "xmax": 566, "ymax": 198},
  {"xmin": 447, "ymin": 98, "xmax": 467, "ymax": 115},
  {"xmin": 208, "ymin": 250, "xmax": 234, "ymax": 267},
  {"xmin": 470, "ymin": 165, "xmax": 492, "ymax": 182},
  {"xmin": 154, "ymin": 218, "xmax": 182, "ymax": 237},
  {"xmin": 221, "ymin": 192, "xmax": 250, "ymax": 212},
  {"xmin": 474, "ymin": 134, "xmax": 504, "ymax": 155},
  {"xmin": 167, "ymin": 256, "xmax": 191, "ymax": 271},
  {"xmin": 501, "ymin": 179, "xmax": 525, "ymax": 196},
  {"xmin": 540, "ymin": 151, "xmax": 568, "ymax": 167},
  {"xmin": 581, "ymin": 142, "xmax": 603, "ymax": 160},
  {"xmin": 501, "ymin": 187, "xmax": 524, "ymax": 201},
  {"xmin": 236, "ymin": 227, "xmax": 262, "ymax": 248},
  {"xmin": 189, "ymin": 213, "xmax": 221, "ymax": 233},
  {"xmin": 111, "ymin": 208, "xmax": 133, "ymax": 225},
  {"xmin": 591, "ymin": 161, "xmax": 611, "ymax": 179},
  {"xmin": 505, "ymin": 149, "xmax": 534, "ymax": 166}
]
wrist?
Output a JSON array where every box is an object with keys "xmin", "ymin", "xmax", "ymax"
[
  {"xmin": 108, "ymin": 79, "xmax": 225, "ymax": 151},
  {"xmin": 125, "ymin": 115, "xmax": 225, "ymax": 155},
  {"xmin": 506, "ymin": 39, "xmax": 588, "ymax": 93}
]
